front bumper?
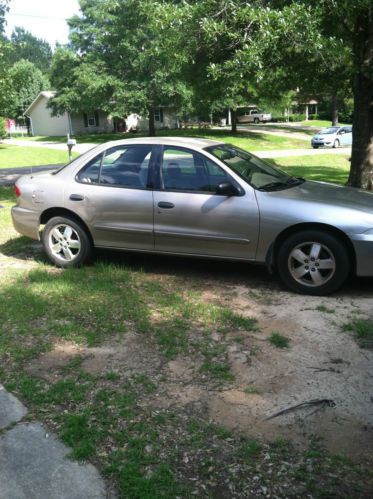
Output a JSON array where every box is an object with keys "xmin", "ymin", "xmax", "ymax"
[
  {"xmin": 311, "ymin": 140, "xmax": 332, "ymax": 147},
  {"xmin": 349, "ymin": 233, "xmax": 373, "ymax": 276},
  {"xmin": 11, "ymin": 206, "xmax": 40, "ymax": 240}
]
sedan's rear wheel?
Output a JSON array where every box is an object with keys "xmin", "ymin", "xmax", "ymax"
[
  {"xmin": 277, "ymin": 230, "xmax": 350, "ymax": 295},
  {"xmin": 42, "ymin": 216, "xmax": 92, "ymax": 268}
]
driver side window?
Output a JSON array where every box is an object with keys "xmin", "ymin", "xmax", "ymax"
[{"xmin": 161, "ymin": 147, "xmax": 233, "ymax": 193}]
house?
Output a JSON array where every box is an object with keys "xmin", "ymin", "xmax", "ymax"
[
  {"xmin": 24, "ymin": 91, "xmax": 114, "ymax": 136},
  {"xmin": 25, "ymin": 92, "xmax": 179, "ymax": 136}
]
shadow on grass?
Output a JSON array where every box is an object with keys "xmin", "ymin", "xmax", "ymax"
[
  {"xmin": 0, "ymin": 235, "xmax": 45, "ymax": 259},
  {"xmin": 268, "ymin": 161, "xmax": 349, "ymax": 185}
]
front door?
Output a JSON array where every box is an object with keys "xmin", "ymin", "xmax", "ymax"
[{"xmin": 153, "ymin": 146, "xmax": 259, "ymax": 260}]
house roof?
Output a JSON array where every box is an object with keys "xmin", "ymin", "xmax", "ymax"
[{"xmin": 24, "ymin": 91, "xmax": 56, "ymax": 116}]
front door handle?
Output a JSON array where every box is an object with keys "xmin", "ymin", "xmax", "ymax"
[
  {"xmin": 70, "ymin": 194, "xmax": 84, "ymax": 201},
  {"xmin": 158, "ymin": 202, "xmax": 175, "ymax": 209}
]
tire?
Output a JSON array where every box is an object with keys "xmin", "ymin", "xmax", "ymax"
[
  {"xmin": 277, "ymin": 230, "xmax": 350, "ymax": 295},
  {"xmin": 42, "ymin": 216, "xmax": 92, "ymax": 268},
  {"xmin": 254, "ymin": 118, "xmax": 259, "ymax": 124},
  {"xmin": 312, "ymin": 146, "xmax": 319, "ymax": 149},
  {"xmin": 333, "ymin": 139, "xmax": 340, "ymax": 148}
]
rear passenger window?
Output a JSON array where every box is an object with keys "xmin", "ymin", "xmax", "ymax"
[
  {"xmin": 161, "ymin": 147, "xmax": 233, "ymax": 193},
  {"xmin": 77, "ymin": 145, "xmax": 153, "ymax": 188}
]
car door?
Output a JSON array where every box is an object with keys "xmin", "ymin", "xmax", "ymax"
[
  {"xmin": 65, "ymin": 144, "xmax": 155, "ymax": 250},
  {"xmin": 153, "ymin": 145, "xmax": 260, "ymax": 260},
  {"xmin": 340, "ymin": 126, "xmax": 352, "ymax": 146}
]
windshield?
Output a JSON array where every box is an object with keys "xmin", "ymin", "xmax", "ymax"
[
  {"xmin": 320, "ymin": 127, "xmax": 339, "ymax": 135},
  {"xmin": 206, "ymin": 144, "xmax": 304, "ymax": 191}
]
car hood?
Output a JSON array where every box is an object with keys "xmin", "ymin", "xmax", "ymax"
[
  {"xmin": 256, "ymin": 180, "xmax": 373, "ymax": 233},
  {"xmin": 286, "ymin": 180, "xmax": 373, "ymax": 212}
]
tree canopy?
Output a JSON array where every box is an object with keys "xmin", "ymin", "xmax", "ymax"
[
  {"xmin": 50, "ymin": 0, "xmax": 192, "ymax": 135},
  {"xmin": 8, "ymin": 27, "xmax": 53, "ymax": 73}
]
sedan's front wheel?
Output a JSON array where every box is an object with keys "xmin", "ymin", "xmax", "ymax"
[
  {"xmin": 277, "ymin": 230, "xmax": 350, "ymax": 295},
  {"xmin": 42, "ymin": 216, "xmax": 92, "ymax": 268}
]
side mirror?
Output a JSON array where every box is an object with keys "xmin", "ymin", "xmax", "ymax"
[{"xmin": 216, "ymin": 182, "xmax": 240, "ymax": 196}]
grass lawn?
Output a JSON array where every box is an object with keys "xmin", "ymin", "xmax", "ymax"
[
  {"xmin": 11, "ymin": 128, "xmax": 309, "ymax": 151},
  {"xmin": 272, "ymin": 154, "xmax": 351, "ymax": 184},
  {"xmin": 298, "ymin": 120, "xmax": 351, "ymax": 128},
  {"xmin": 0, "ymin": 144, "xmax": 79, "ymax": 169}
]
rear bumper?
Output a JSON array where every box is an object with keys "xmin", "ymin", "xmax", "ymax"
[
  {"xmin": 350, "ymin": 233, "xmax": 373, "ymax": 276},
  {"xmin": 11, "ymin": 206, "xmax": 40, "ymax": 240}
]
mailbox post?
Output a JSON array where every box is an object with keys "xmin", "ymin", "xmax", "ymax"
[{"xmin": 67, "ymin": 134, "xmax": 77, "ymax": 162}]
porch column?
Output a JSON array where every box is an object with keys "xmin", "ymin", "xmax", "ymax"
[{"xmin": 227, "ymin": 109, "xmax": 231, "ymax": 126}]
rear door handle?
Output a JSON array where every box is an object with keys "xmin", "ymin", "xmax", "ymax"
[
  {"xmin": 70, "ymin": 194, "xmax": 84, "ymax": 201},
  {"xmin": 158, "ymin": 202, "xmax": 175, "ymax": 209}
]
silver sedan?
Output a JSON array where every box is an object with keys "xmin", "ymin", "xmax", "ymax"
[{"xmin": 11, "ymin": 137, "xmax": 373, "ymax": 295}]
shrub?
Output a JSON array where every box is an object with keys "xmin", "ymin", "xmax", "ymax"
[
  {"xmin": 308, "ymin": 114, "xmax": 319, "ymax": 120},
  {"xmin": 271, "ymin": 114, "xmax": 288, "ymax": 123},
  {"xmin": 289, "ymin": 113, "xmax": 307, "ymax": 122},
  {"xmin": 0, "ymin": 117, "xmax": 7, "ymax": 139}
]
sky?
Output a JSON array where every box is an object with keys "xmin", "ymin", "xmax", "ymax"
[{"xmin": 5, "ymin": 0, "xmax": 81, "ymax": 47}]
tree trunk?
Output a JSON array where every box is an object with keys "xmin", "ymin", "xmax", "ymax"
[
  {"xmin": 348, "ymin": 8, "xmax": 373, "ymax": 190},
  {"xmin": 231, "ymin": 108, "xmax": 237, "ymax": 134},
  {"xmin": 148, "ymin": 107, "xmax": 156, "ymax": 137},
  {"xmin": 331, "ymin": 96, "xmax": 338, "ymax": 126}
]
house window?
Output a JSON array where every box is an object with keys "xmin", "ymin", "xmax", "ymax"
[
  {"xmin": 154, "ymin": 108, "xmax": 163, "ymax": 122},
  {"xmin": 83, "ymin": 111, "xmax": 100, "ymax": 127},
  {"xmin": 88, "ymin": 114, "xmax": 96, "ymax": 126}
]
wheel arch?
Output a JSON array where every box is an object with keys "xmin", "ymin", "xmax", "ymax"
[
  {"xmin": 40, "ymin": 208, "xmax": 94, "ymax": 247},
  {"xmin": 266, "ymin": 222, "xmax": 356, "ymax": 274}
]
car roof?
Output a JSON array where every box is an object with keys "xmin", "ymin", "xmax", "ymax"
[{"xmin": 101, "ymin": 136, "xmax": 223, "ymax": 150}]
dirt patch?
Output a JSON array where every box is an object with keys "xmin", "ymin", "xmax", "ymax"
[
  {"xmin": 24, "ymin": 271, "xmax": 373, "ymax": 463},
  {"xmin": 26, "ymin": 331, "xmax": 163, "ymax": 381},
  {"xmin": 140, "ymin": 283, "xmax": 373, "ymax": 462}
]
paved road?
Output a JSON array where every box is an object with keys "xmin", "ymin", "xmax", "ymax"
[
  {"xmin": 4, "ymin": 138, "xmax": 96, "ymax": 154},
  {"xmin": 0, "ymin": 165, "xmax": 61, "ymax": 186}
]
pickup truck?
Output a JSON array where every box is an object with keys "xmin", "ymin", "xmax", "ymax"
[{"xmin": 236, "ymin": 109, "xmax": 272, "ymax": 124}]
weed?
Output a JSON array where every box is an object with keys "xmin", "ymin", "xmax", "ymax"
[
  {"xmin": 244, "ymin": 386, "xmax": 259, "ymax": 394},
  {"xmin": 237, "ymin": 438, "xmax": 262, "ymax": 461},
  {"xmin": 316, "ymin": 304, "xmax": 335, "ymax": 314},
  {"xmin": 342, "ymin": 319, "xmax": 373, "ymax": 348},
  {"xmin": 219, "ymin": 308, "xmax": 257, "ymax": 332},
  {"xmin": 201, "ymin": 361, "xmax": 234, "ymax": 382},
  {"xmin": 268, "ymin": 332, "xmax": 290, "ymax": 348}
]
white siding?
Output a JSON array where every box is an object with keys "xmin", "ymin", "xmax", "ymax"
[
  {"xmin": 29, "ymin": 96, "xmax": 70, "ymax": 136},
  {"xmin": 129, "ymin": 108, "xmax": 178, "ymax": 131}
]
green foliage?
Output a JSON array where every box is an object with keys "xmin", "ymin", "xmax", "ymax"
[
  {"xmin": 268, "ymin": 332, "xmax": 290, "ymax": 348},
  {"xmin": 342, "ymin": 319, "xmax": 373, "ymax": 348},
  {"xmin": 289, "ymin": 113, "xmax": 307, "ymax": 122},
  {"xmin": 50, "ymin": 0, "xmax": 192, "ymax": 134},
  {"xmin": 8, "ymin": 27, "xmax": 52, "ymax": 73},
  {"xmin": 0, "ymin": 0, "xmax": 9, "ymax": 35},
  {"xmin": 0, "ymin": 117, "xmax": 6, "ymax": 138},
  {"xmin": 7, "ymin": 59, "xmax": 49, "ymax": 119}
]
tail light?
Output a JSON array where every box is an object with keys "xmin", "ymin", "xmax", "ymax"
[{"xmin": 14, "ymin": 184, "xmax": 21, "ymax": 197}]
